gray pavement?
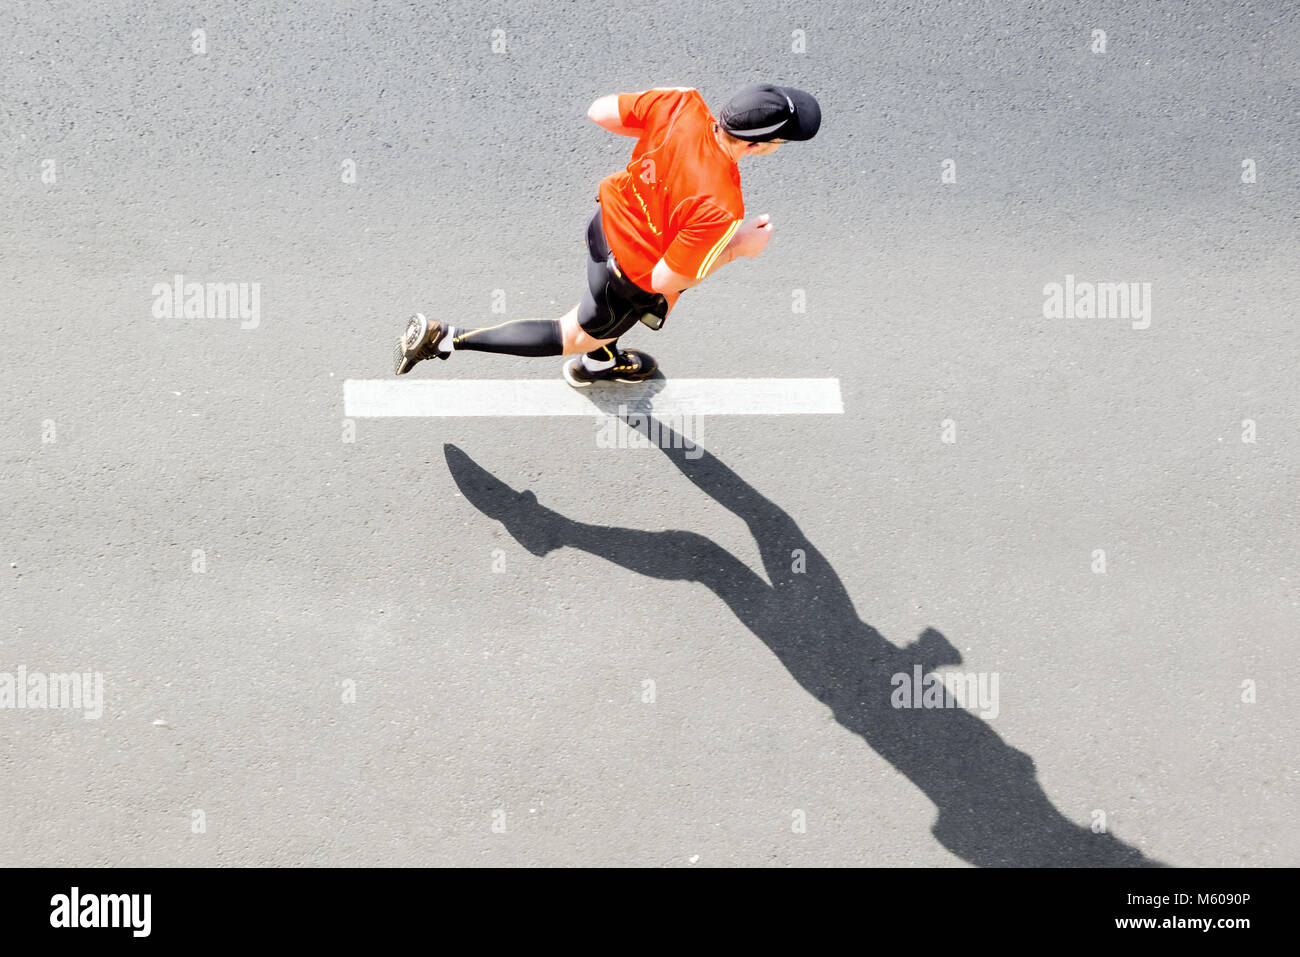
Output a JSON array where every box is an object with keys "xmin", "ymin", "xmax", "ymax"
[{"xmin": 1, "ymin": 0, "xmax": 1297, "ymax": 866}]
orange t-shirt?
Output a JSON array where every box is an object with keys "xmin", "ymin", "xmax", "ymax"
[{"xmin": 597, "ymin": 88, "xmax": 745, "ymax": 300}]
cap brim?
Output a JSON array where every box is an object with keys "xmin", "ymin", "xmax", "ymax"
[{"xmin": 777, "ymin": 86, "xmax": 821, "ymax": 141}]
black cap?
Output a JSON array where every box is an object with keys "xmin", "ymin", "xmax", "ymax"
[{"xmin": 719, "ymin": 84, "xmax": 821, "ymax": 142}]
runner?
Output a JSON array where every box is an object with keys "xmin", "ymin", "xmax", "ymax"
[{"xmin": 393, "ymin": 83, "xmax": 821, "ymax": 385}]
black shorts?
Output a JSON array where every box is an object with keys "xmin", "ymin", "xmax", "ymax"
[{"xmin": 578, "ymin": 205, "xmax": 670, "ymax": 340}]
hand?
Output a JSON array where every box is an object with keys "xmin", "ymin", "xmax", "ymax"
[{"xmin": 728, "ymin": 214, "xmax": 774, "ymax": 259}]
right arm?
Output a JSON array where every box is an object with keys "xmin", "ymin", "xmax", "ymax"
[
  {"xmin": 590, "ymin": 87, "xmax": 696, "ymax": 137},
  {"xmin": 587, "ymin": 94, "xmax": 641, "ymax": 137}
]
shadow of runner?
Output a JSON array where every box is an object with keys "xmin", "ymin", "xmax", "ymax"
[{"xmin": 443, "ymin": 420, "xmax": 1165, "ymax": 867}]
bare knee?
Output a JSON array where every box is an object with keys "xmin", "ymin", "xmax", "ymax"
[{"xmin": 559, "ymin": 308, "xmax": 615, "ymax": 355}]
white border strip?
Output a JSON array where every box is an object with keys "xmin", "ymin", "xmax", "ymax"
[{"xmin": 344, "ymin": 378, "xmax": 843, "ymax": 417}]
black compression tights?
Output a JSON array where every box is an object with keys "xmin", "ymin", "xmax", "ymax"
[{"xmin": 452, "ymin": 318, "xmax": 564, "ymax": 357}]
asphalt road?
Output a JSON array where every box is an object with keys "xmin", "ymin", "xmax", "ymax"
[{"xmin": 2, "ymin": 0, "xmax": 1297, "ymax": 866}]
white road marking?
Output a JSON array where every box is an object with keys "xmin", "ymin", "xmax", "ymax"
[{"xmin": 344, "ymin": 378, "xmax": 843, "ymax": 417}]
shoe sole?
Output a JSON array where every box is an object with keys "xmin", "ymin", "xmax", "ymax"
[
  {"xmin": 393, "ymin": 337, "xmax": 412, "ymax": 375},
  {"xmin": 563, "ymin": 358, "xmax": 595, "ymax": 388},
  {"xmin": 393, "ymin": 313, "xmax": 448, "ymax": 376}
]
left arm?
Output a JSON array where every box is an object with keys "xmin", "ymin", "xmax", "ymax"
[{"xmin": 650, "ymin": 214, "xmax": 774, "ymax": 294}]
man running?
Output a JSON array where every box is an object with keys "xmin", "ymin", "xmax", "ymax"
[{"xmin": 393, "ymin": 83, "xmax": 821, "ymax": 385}]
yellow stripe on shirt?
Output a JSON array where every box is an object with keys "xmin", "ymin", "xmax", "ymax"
[{"xmin": 695, "ymin": 220, "xmax": 740, "ymax": 279}]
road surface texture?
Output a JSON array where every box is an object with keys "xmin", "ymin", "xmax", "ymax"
[{"xmin": 2, "ymin": 0, "xmax": 1297, "ymax": 866}]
